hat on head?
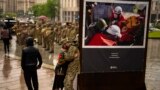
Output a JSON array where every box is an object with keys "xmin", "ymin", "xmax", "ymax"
[
  {"xmin": 96, "ymin": 18, "xmax": 108, "ymax": 31},
  {"xmin": 106, "ymin": 25, "xmax": 122, "ymax": 38},
  {"xmin": 114, "ymin": 6, "xmax": 123, "ymax": 14}
]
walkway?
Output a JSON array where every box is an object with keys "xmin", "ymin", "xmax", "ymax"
[
  {"xmin": 0, "ymin": 37, "xmax": 54, "ymax": 90},
  {"xmin": 0, "ymin": 36, "xmax": 160, "ymax": 90}
]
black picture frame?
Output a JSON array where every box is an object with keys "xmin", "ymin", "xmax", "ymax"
[{"xmin": 80, "ymin": 0, "xmax": 151, "ymax": 73}]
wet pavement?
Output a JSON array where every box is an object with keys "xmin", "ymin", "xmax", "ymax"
[
  {"xmin": 0, "ymin": 36, "xmax": 54, "ymax": 90},
  {"xmin": 145, "ymin": 39, "xmax": 160, "ymax": 90},
  {"xmin": 0, "ymin": 36, "xmax": 160, "ymax": 90},
  {"xmin": 6, "ymin": 35, "xmax": 60, "ymax": 69}
]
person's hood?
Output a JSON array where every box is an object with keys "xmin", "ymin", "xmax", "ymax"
[{"xmin": 26, "ymin": 37, "xmax": 34, "ymax": 46}]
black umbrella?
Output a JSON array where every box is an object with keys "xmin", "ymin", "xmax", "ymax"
[{"xmin": 4, "ymin": 17, "xmax": 16, "ymax": 28}]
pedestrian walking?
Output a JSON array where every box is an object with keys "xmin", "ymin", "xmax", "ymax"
[
  {"xmin": 21, "ymin": 37, "xmax": 42, "ymax": 90},
  {"xmin": 0, "ymin": 26, "xmax": 11, "ymax": 54}
]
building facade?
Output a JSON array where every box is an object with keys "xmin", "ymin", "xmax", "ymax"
[
  {"xmin": 0, "ymin": 0, "xmax": 5, "ymax": 14},
  {"xmin": 0, "ymin": 0, "xmax": 37, "ymax": 16},
  {"xmin": 16, "ymin": 0, "xmax": 35, "ymax": 15},
  {"xmin": 35, "ymin": 0, "xmax": 47, "ymax": 4},
  {"xmin": 60, "ymin": 0, "xmax": 79, "ymax": 23},
  {"xmin": 150, "ymin": 0, "xmax": 160, "ymax": 22},
  {"xmin": 17, "ymin": 0, "xmax": 25, "ymax": 15},
  {"xmin": 6, "ymin": 0, "xmax": 17, "ymax": 13},
  {"xmin": 0, "ymin": 0, "xmax": 17, "ymax": 14}
]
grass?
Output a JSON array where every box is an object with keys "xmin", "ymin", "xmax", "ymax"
[{"xmin": 148, "ymin": 31, "xmax": 160, "ymax": 38}]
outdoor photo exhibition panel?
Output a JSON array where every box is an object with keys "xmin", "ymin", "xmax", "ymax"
[{"xmin": 81, "ymin": 0, "xmax": 150, "ymax": 73}]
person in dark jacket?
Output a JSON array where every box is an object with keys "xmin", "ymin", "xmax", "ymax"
[{"xmin": 21, "ymin": 37, "xmax": 42, "ymax": 90}]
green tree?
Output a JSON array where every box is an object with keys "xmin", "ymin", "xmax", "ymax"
[
  {"xmin": 30, "ymin": 4, "xmax": 47, "ymax": 17},
  {"xmin": 45, "ymin": 0, "xmax": 59, "ymax": 19},
  {"xmin": 30, "ymin": 0, "xmax": 59, "ymax": 19}
]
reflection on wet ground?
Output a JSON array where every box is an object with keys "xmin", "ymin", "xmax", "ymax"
[
  {"xmin": 0, "ymin": 54, "xmax": 54, "ymax": 90},
  {"xmin": 0, "ymin": 37, "xmax": 54, "ymax": 90},
  {"xmin": 0, "ymin": 36, "xmax": 160, "ymax": 90},
  {"xmin": 3, "ymin": 57, "xmax": 13, "ymax": 81}
]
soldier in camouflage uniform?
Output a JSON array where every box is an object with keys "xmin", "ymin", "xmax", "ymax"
[
  {"xmin": 21, "ymin": 24, "xmax": 29, "ymax": 46},
  {"xmin": 34, "ymin": 23, "xmax": 38, "ymax": 43},
  {"xmin": 59, "ymin": 25, "xmax": 67, "ymax": 45},
  {"xmin": 28, "ymin": 23, "xmax": 36, "ymax": 38},
  {"xmin": 63, "ymin": 41, "xmax": 80, "ymax": 90},
  {"xmin": 55, "ymin": 23, "xmax": 62, "ymax": 44},
  {"xmin": 65, "ymin": 25, "xmax": 72, "ymax": 42},
  {"xmin": 40, "ymin": 23, "xmax": 49, "ymax": 47},
  {"xmin": 68, "ymin": 25, "xmax": 78, "ymax": 42},
  {"xmin": 13, "ymin": 22, "xmax": 23, "ymax": 45},
  {"xmin": 12, "ymin": 22, "xmax": 18, "ymax": 34},
  {"xmin": 44, "ymin": 23, "xmax": 52, "ymax": 50},
  {"xmin": 15, "ymin": 23, "xmax": 22, "ymax": 45},
  {"xmin": 36, "ymin": 24, "xmax": 42, "ymax": 45},
  {"xmin": 48, "ymin": 25, "xmax": 55, "ymax": 53}
]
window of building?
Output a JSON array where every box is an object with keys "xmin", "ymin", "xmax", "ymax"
[
  {"xmin": 72, "ymin": 11, "xmax": 75, "ymax": 22},
  {"xmin": 77, "ymin": 0, "xmax": 79, "ymax": 7},
  {"xmin": 75, "ymin": 11, "xmax": 79, "ymax": 22},
  {"xmin": 152, "ymin": 1, "xmax": 156, "ymax": 11},
  {"xmin": 64, "ymin": 11, "xmax": 67, "ymax": 22},
  {"xmin": 68, "ymin": 11, "xmax": 70, "ymax": 22},
  {"xmin": 156, "ymin": 1, "xmax": 159, "ymax": 11},
  {"xmin": 68, "ymin": 0, "xmax": 70, "ymax": 7}
]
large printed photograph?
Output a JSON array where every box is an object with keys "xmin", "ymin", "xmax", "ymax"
[{"xmin": 82, "ymin": 0, "xmax": 149, "ymax": 48}]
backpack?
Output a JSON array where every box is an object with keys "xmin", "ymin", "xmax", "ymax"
[{"xmin": 1, "ymin": 29, "xmax": 10, "ymax": 39}]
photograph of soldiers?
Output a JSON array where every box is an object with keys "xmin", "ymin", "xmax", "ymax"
[{"xmin": 83, "ymin": 1, "xmax": 148, "ymax": 47}]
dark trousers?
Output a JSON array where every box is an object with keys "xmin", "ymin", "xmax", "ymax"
[
  {"xmin": 52, "ymin": 62, "xmax": 69, "ymax": 90},
  {"xmin": 2, "ymin": 38, "xmax": 10, "ymax": 53},
  {"xmin": 23, "ymin": 66, "xmax": 38, "ymax": 90},
  {"xmin": 52, "ymin": 75, "xmax": 65, "ymax": 90}
]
